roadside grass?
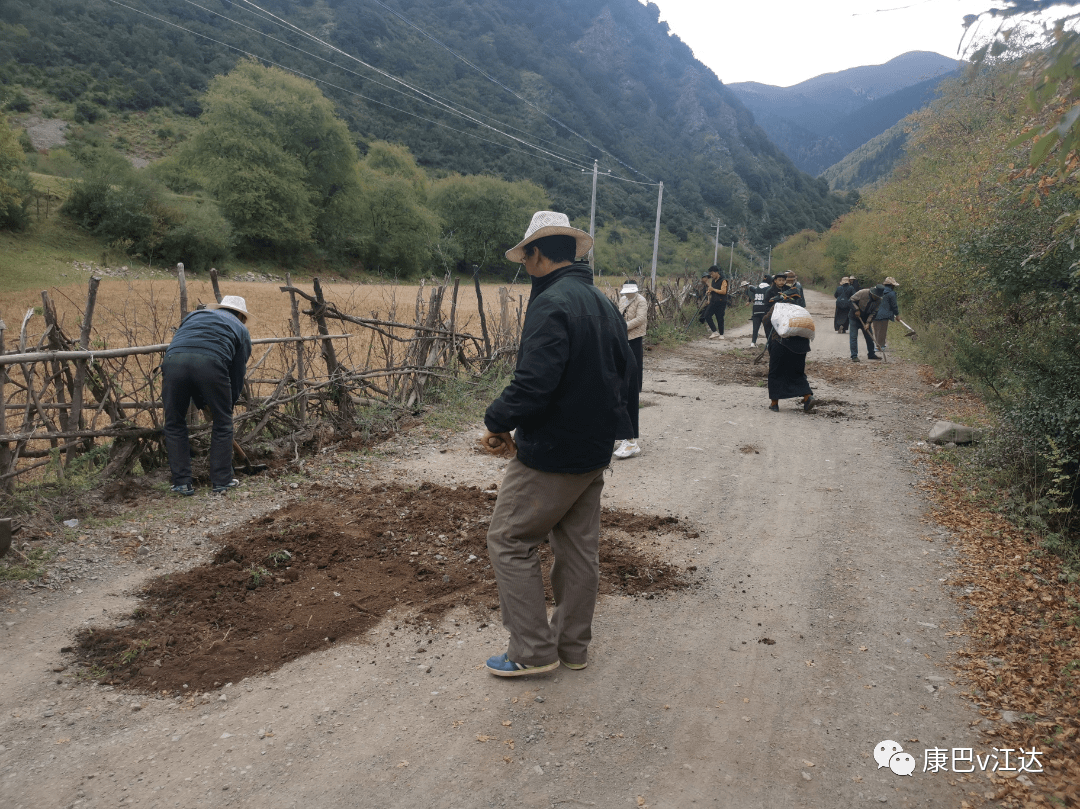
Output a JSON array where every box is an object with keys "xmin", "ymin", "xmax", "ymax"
[
  {"xmin": 0, "ymin": 547, "xmax": 56, "ymax": 581},
  {"xmin": 422, "ymin": 364, "xmax": 515, "ymax": 432}
]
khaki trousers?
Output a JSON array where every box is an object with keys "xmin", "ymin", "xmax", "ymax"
[
  {"xmin": 486, "ymin": 457, "xmax": 606, "ymax": 667},
  {"xmin": 872, "ymin": 319, "xmax": 889, "ymax": 347}
]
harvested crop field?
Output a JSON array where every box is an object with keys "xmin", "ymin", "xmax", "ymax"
[{"xmin": 73, "ymin": 481, "xmax": 696, "ymax": 693}]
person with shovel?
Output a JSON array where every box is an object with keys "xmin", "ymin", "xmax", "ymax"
[
  {"xmin": 872, "ymin": 277, "xmax": 900, "ymax": 350},
  {"xmin": 848, "ymin": 285, "xmax": 883, "ymax": 362},
  {"xmin": 478, "ymin": 211, "xmax": 633, "ymax": 677},
  {"xmin": 161, "ymin": 295, "xmax": 252, "ymax": 495}
]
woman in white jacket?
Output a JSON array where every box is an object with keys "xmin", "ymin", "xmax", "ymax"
[{"xmin": 615, "ymin": 280, "xmax": 647, "ymax": 459}]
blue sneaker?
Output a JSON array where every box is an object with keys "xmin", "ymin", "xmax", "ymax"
[
  {"xmin": 170, "ymin": 484, "xmax": 195, "ymax": 496},
  {"xmin": 212, "ymin": 478, "xmax": 240, "ymax": 494},
  {"xmin": 484, "ymin": 653, "xmax": 559, "ymax": 677}
]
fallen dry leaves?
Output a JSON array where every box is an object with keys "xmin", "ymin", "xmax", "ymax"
[{"xmin": 920, "ymin": 458, "xmax": 1080, "ymax": 807}]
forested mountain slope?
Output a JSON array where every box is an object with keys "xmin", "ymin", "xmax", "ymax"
[
  {"xmin": 0, "ymin": 0, "xmax": 849, "ymax": 249},
  {"xmin": 730, "ymin": 51, "xmax": 959, "ymax": 176}
]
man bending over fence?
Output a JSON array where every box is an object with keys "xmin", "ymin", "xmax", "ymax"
[{"xmin": 161, "ymin": 295, "xmax": 252, "ymax": 495}]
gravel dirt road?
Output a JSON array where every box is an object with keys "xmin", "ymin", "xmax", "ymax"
[{"xmin": 0, "ymin": 290, "xmax": 996, "ymax": 808}]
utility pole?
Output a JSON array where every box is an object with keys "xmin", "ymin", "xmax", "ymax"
[
  {"xmin": 649, "ymin": 181, "xmax": 664, "ymax": 291},
  {"xmin": 767, "ymin": 246, "xmax": 772, "ymax": 273},
  {"xmin": 588, "ymin": 160, "xmax": 598, "ymax": 272},
  {"xmin": 713, "ymin": 219, "xmax": 720, "ymax": 265},
  {"xmin": 728, "ymin": 240, "xmax": 734, "ymax": 277}
]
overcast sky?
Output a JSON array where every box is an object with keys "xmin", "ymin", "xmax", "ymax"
[{"xmin": 652, "ymin": 0, "xmax": 1050, "ymax": 87}]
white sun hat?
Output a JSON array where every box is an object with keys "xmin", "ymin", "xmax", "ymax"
[
  {"xmin": 209, "ymin": 295, "xmax": 252, "ymax": 321},
  {"xmin": 505, "ymin": 211, "xmax": 594, "ymax": 264},
  {"xmin": 620, "ymin": 281, "xmax": 639, "ymax": 295}
]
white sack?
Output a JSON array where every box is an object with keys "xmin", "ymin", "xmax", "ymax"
[{"xmin": 771, "ymin": 302, "xmax": 815, "ymax": 340}]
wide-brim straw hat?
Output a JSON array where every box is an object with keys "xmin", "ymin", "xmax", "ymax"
[
  {"xmin": 620, "ymin": 282, "xmax": 639, "ymax": 295},
  {"xmin": 209, "ymin": 295, "xmax": 253, "ymax": 321},
  {"xmin": 884, "ymin": 276, "xmax": 900, "ymax": 287},
  {"xmin": 505, "ymin": 211, "xmax": 593, "ymax": 264}
]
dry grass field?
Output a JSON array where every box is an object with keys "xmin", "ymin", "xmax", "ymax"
[
  {"xmin": 0, "ymin": 274, "xmax": 626, "ymax": 444},
  {"xmin": 2, "ymin": 275, "xmax": 626, "ymax": 344},
  {"xmin": 3, "ymin": 277, "xmax": 512, "ymax": 344}
]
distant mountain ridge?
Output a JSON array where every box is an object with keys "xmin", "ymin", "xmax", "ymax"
[{"xmin": 728, "ymin": 51, "xmax": 961, "ymax": 176}]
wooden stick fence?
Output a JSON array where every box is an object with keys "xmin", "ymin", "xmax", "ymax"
[{"xmin": 0, "ymin": 270, "xmax": 524, "ymax": 490}]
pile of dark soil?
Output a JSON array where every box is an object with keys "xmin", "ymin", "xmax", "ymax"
[{"xmin": 74, "ymin": 481, "xmax": 696, "ymax": 693}]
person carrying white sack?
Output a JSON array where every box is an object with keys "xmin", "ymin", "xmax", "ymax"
[
  {"xmin": 615, "ymin": 279, "xmax": 647, "ymax": 459},
  {"xmin": 764, "ymin": 272, "xmax": 815, "ymax": 413}
]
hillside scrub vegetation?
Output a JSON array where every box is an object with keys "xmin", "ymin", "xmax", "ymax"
[
  {"xmin": 3, "ymin": 57, "xmax": 762, "ymax": 282},
  {"xmin": 773, "ymin": 57, "xmax": 1080, "ymax": 563},
  {"xmin": 0, "ymin": 0, "xmax": 851, "ymax": 252}
]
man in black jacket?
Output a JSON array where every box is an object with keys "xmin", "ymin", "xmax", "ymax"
[
  {"xmin": 162, "ymin": 296, "xmax": 252, "ymax": 495},
  {"xmin": 479, "ymin": 211, "xmax": 633, "ymax": 677}
]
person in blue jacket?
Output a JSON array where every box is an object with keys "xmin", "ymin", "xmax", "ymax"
[
  {"xmin": 873, "ymin": 277, "xmax": 900, "ymax": 350},
  {"xmin": 161, "ymin": 296, "xmax": 252, "ymax": 495},
  {"xmin": 479, "ymin": 211, "xmax": 633, "ymax": 677}
]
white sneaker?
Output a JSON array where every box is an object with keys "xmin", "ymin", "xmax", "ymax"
[
  {"xmin": 708, "ymin": 332, "xmax": 720, "ymax": 339},
  {"xmin": 625, "ymin": 441, "xmax": 641, "ymax": 457},
  {"xmin": 751, "ymin": 341, "xmax": 758, "ymax": 347},
  {"xmin": 614, "ymin": 439, "xmax": 630, "ymax": 458},
  {"xmin": 718, "ymin": 334, "xmax": 726, "ymax": 340}
]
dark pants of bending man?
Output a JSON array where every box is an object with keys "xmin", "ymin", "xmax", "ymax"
[
  {"xmin": 848, "ymin": 313, "xmax": 877, "ymax": 359},
  {"xmin": 161, "ymin": 353, "xmax": 235, "ymax": 488}
]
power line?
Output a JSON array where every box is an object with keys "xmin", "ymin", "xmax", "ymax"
[
  {"xmin": 224, "ymin": 0, "xmax": 609, "ymax": 172},
  {"xmin": 102, "ymin": 0, "xmax": 595, "ymax": 172},
  {"xmin": 172, "ymin": 0, "xmax": 596, "ymax": 171},
  {"xmin": 228, "ymin": 0, "xmax": 603, "ymax": 171},
  {"xmin": 365, "ymin": 0, "xmax": 656, "ymax": 184}
]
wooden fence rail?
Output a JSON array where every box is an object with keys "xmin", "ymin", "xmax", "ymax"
[{"xmin": 0, "ymin": 269, "xmax": 524, "ymax": 491}]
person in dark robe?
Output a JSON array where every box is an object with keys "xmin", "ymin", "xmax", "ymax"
[
  {"xmin": 764, "ymin": 275, "xmax": 815, "ymax": 413},
  {"xmin": 833, "ymin": 276, "xmax": 852, "ymax": 333}
]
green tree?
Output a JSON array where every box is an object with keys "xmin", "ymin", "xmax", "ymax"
[
  {"xmin": 352, "ymin": 142, "xmax": 440, "ymax": 277},
  {"xmin": 187, "ymin": 59, "xmax": 363, "ymax": 257},
  {"xmin": 0, "ymin": 114, "xmax": 32, "ymax": 231},
  {"xmin": 429, "ymin": 174, "xmax": 549, "ymax": 271}
]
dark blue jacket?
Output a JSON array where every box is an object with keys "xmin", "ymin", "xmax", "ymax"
[
  {"xmin": 485, "ymin": 263, "xmax": 633, "ymax": 474},
  {"xmin": 875, "ymin": 287, "xmax": 900, "ymax": 321},
  {"xmin": 165, "ymin": 309, "xmax": 252, "ymax": 406}
]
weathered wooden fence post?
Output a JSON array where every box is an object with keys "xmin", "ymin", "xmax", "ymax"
[
  {"xmin": 68, "ymin": 276, "xmax": 100, "ymax": 465},
  {"xmin": 497, "ymin": 287, "xmax": 510, "ymax": 351},
  {"xmin": 286, "ymin": 273, "xmax": 307, "ymax": 421},
  {"xmin": 40, "ymin": 292, "xmax": 69, "ymax": 462},
  {"xmin": 0, "ymin": 313, "xmax": 11, "ymax": 493},
  {"xmin": 209, "ymin": 268, "xmax": 223, "ymax": 304},
  {"xmin": 473, "ymin": 268, "xmax": 491, "ymax": 359},
  {"xmin": 312, "ymin": 278, "xmax": 347, "ymax": 414},
  {"xmin": 177, "ymin": 263, "xmax": 188, "ymax": 319},
  {"xmin": 448, "ymin": 278, "xmax": 460, "ymax": 369}
]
